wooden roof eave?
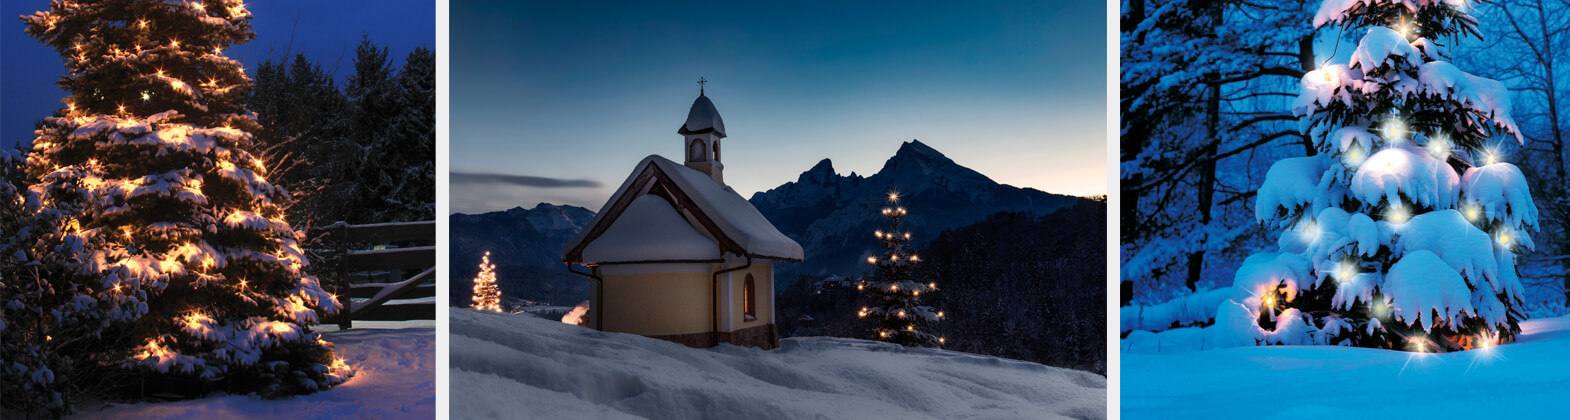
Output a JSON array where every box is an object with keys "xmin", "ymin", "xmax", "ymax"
[{"xmin": 563, "ymin": 160, "xmax": 747, "ymax": 264}]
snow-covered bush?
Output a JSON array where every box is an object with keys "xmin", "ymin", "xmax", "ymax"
[{"xmin": 1228, "ymin": 0, "xmax": 1535, "ymax": 352}]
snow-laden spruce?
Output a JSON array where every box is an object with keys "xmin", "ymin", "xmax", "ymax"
[
  {"xmin": 1223, "ymin": 0, "xmax": 1535, "ymax": 352},
  {"xmin": 3, "ymin": 2, "xmax": 348, "ymax": 416}
]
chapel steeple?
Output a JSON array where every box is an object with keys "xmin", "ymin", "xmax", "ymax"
[{"xmin": 679, "ymin": 78, "xmax": 727, "ymax": 185}]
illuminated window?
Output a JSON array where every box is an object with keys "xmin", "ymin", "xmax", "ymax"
[{"xmin": 743, "ymin": 274, "xmax": 756, "ymax": 320}]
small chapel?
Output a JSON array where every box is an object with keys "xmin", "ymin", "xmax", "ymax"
[{"xmin": 560, "ymin": 84, "xmax": 803, "ymax": 350}]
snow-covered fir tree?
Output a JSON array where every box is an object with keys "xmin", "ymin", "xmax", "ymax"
[
  {"xmin": 1231, "ymin": 0, "xmax": 1534, "ymax": 352},
  {"xmin": 857, "ymin": 193, "xmax": 942, "ymax": 347},
  {"xmin": 472, "ymin": 251, "xmax": 501, "ymax": 311},
  {"xmin": 3, "ymin": 1, "xmax": 351, "ymax": 415}
]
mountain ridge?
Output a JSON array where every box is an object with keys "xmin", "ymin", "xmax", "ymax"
[{"xmin": 449, "ymin": 140, "xmax": 1085, "ymax": 303}]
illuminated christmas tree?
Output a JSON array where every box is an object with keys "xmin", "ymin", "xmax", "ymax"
[
  {"xmin": 1232, "ymin": 0, "xmax": 1532, "ymax": 352},
  {"xmin": 2, "ymin": 1, "xmax": 349, "ymax": 415},
  {"xmin": 471, "ymin": 251, "xmax": 502, "ymax": 311},
  {"xmin": 858, "ymin": 192, "xmax": 942, "ymax": 347}
]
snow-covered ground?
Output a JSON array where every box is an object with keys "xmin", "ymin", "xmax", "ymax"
[
  {"xmin": 449, "ymin": 308, "xmax": 1106, "ymax": 419},
  {"xmin": 1123, "ymin": 316, "xmax": 1570, "ymax": 418},
  {"xmin": 68, "ymin": 322, "xmax": 434, "ymax": 419}
]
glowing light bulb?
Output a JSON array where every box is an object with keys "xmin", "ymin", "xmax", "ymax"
[
  {"xmin": 937, "ymin": 311, "xmax": 944, "ymax": 318},
  {"xmin": 1497, "ymin": 230, "xmax": 1512, "ymax": 246},
  {"xmin": 1262, "ymin": 295, "xmax": 1276, "ymax": 308},
  {"xmin": 1386, "ymin": 205, "xmax": 1409, "ymax": 224},
  {"xmin": 897, "ymin": 310, "xmax": 905, "ymax": 318},
  {"xmin": 1345, "ymin": 149, "xmax": 1365, "ymax": 166},
  {"xmin": 1486, "ymin": 152, "xmax": 1498, "ymax": 165},
  {"xmin": 888, "ymin": 192, "xmax": 899, "ymax": 201},
  {"xmin": 1337, "ymin": 260, "xmax": 1357, "ymax": 283},
  {"xmin": 171, "ymin": 80, "xmax": 183, "ymax": 89},
  {"xmin": 170, "ymin": 39, "xmax": 179, "ymax": 48},
  {"xmin": 1427, "ymin": 134, "xmax": 1450, "ymax": 158},
  {"xmin": 1464, "ymin": 204, "xmax": 1480, "ymax": 221},
  {"xmin": 1383, "ymin": 119, "xmax": 1407, "ymax": 143},
  {"xmin": 141, "ymin": 91, "xmax": 150, "ymax": 101},
  {"xmin": 138, "ymin": 19, "xmax": 147, "ymax": 28},
  {"xmin": 891, "ymin": 284, "xmax": 898, "ymax": 291},
  {"xmin": 939, "ymin": 337, "xmax": 946, "ymax": 344},
  {"xmin": 117, "ymin": 104, "xmax": 126, "ymax": 114},
  {"xmin": 913, "ymin": 290, "xmax": 919, "ymax": 296}
]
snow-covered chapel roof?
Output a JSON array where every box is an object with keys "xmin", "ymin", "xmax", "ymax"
[
  {"xmin": 582, "ymin": 195, "xmax": 721, "ymax": 263},
  {"xmin": 563, "ymin": 155, "xmax": 803, "ymax": 264},
  {"xmin": 677, "ymin": 93, "xmax": 727, "ymax": 138}
]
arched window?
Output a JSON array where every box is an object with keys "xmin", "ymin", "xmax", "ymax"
[
  {"xmin": 743, "ymin": 274, "xmax": 757, "ymax": 320},
  {"xmin": 689, "ymin": 138, "xmax": 706, "ymax": 162},
  {"xmin": 713, "ymin": 140, "xmax": 721, "ymax": 162}
]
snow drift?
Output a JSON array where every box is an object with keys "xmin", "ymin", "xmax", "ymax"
[
  {"xmin": 1123, "ymin": 316, "xmax": 1570, "ymax": 418},
  {"xmin": 449, "ymin": 308, "xmax": 1105, "ymax": 419},
  {"xmin": 65, "ymin": 324, "xmax": 435, "ymax": 419}
]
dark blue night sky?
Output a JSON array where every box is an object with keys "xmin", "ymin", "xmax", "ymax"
[
  {"xmin": 449, "ymin": 0, "xmax": 1107, "ymax": 213},
  {"xmin": 2, "ymin": 0, "xmax": 435, "ymax": 150}
]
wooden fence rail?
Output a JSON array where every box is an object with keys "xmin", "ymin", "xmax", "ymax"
[{"xmin": 316, "ymin": 220, "xmax": 436, "ymax": 329}]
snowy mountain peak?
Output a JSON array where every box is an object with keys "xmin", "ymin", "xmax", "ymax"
[
  {"xmin": 894, "ymin": 139, "xmax": 943, "ymax": 160},
  {"xmin": 799, "ymin": 158, "xmax": 838, "ymax": 185},
  {"xmin": 749, "ymin": 140, "xmax": 1081, "ymax": 284},
  {"xmin": 879, "ymin": 139, "xmax": 975, "ymax": 181}
]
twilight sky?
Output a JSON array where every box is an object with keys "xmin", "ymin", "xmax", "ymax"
[
  {"xmin": 451, "ymin": 0, "xmax": 1107, "ymax": 214},
  {"xmin": 2, "ymin": 0, "xmax": 435, "ymax": 150}
]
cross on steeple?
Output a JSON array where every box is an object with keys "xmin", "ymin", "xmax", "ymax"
[{"xmin": 698, "ymin": 77, "xmax": 708, "ymax": 95}]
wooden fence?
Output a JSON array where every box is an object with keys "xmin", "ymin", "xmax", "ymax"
[{"xmin": 318, "ymin": 220, "xmax": 436, "ymax": 329}]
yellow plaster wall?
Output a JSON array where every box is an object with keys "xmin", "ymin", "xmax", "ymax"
[
  {"xmin": 727, "ymin": 261, "xmax": 775, "ymax": 331},
  {"xmin": 599, "ymin": 269, "xmax": 715, "ymax": 336}
]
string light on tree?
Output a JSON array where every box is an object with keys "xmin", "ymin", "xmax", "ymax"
[
  {"xmin": 3, "ymin": 1, "xmax": 352, "ymax": 415},
  {"xmin": 471, "ymin": 251, "xmax": 502, "ymax": 311},
  {"xmin": 1238, "ymin": 0, "xmax": 1536, "ymax": 353},
  {"xmin": 856, "ymin": 191, "xmax": 941, "ymax": 347}
]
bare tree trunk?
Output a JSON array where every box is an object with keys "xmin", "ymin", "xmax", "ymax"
[
  {"xmin": 1121, "ymin": 0, "xmax": 1147, "ymax": 304},
  {"xmin": 1188, "ymin": 4, "xmax": 1223, "ymax": 292},
  {"xmin": 1298, "ymin": 35, "xmax": 1318, "ymax": 156},
  {"xmin": 1526, "ymin": 0, "xmax": 1570, "ymax": 306}
]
